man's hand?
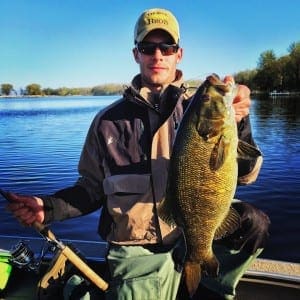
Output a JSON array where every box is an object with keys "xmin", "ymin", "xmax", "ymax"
[
  {"xmin": 224, "ymin": 75, "xmax": 251, "ymax": 122},
  {"xmin": 5, "ymin": 192, "xmax": 45, "ymax": 226}
]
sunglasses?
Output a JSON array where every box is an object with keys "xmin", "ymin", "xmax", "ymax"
[{"xmin": 136, "ymin": 42, "xmax": 179, "ymax": 56}]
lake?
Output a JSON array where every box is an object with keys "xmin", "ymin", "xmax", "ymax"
[{"xmin": 0, "ymin": 95, "xmax": 299, "ymax": 263}]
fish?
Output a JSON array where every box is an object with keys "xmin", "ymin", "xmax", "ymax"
[{"xmin": 159, "ymin": 74, "xmax": 261, "ymax": 297}]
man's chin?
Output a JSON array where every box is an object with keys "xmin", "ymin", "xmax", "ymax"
[{"xmin": 147, "ymin": 75, "xmax": 168, "ymax": 86}]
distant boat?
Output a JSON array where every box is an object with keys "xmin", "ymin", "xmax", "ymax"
[{"xmin": 269, "ymin": 90, "xmax": 291, "ymax": 96}]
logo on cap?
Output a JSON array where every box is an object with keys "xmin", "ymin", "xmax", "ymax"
[{"xmin": 134, "ymin": 8, "xmax": 180, "ymax": 44}]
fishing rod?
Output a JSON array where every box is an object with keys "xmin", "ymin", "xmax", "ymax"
[
  {"xmin": 0, "ymin": 189, "xmax": 109, "ymax": 292},
  {"xmin": 34, "ymin": 221, "xmax": 109, "ymax": 291}
]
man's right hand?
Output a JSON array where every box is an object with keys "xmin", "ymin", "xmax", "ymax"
[{"xmin": 5, "ymin": 192, "xmax": 45, "ymax": 226}]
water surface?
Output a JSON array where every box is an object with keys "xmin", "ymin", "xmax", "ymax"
[{"xmin": 0, "ymin": 95, "xmax": 299, "ymax": 262}]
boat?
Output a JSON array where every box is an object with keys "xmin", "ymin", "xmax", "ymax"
[
  {"xmin": 1, "ymin": 235, "xmax": 299, "ymax": 300},
  {"xmin": 269, "ymin": 90, "xmax": 291, "ymax": 97},
  {"xmin": 237, "ymin": 258, "xmax": 300, "ymax": 300}
]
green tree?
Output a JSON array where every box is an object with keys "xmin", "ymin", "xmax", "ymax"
[
  {"xmin": 56, "ymin": 87, "xmax": 70, "ymax": 96},
  {"xmin": 234, "ymin": 69, "xmax": 258, "ymax": 90},
  {"xmin": 257, "ymin": 50, "xmax": 277, "ymax": 69},
  {"xmin": 26, "ymin": 83, "xmax": 42, "ymax": 95},
  {"xmin": 287, "ymin": 42, "xmax": 300, "ymax": 90},
  {"xmin": 1, "ymin": 83, "xmax": 14, "ymax": 95},
  {"xmin": 43, "ymin": 87, "xmax": 56, "ymax": 95},
  {"xmin": 277, "ymin": 55, "xmax": 290, "ymax": 90},
  {"xmin": 91, "ymin": 83, "xmax": 123, "ymax": 95},
  {"xmin": 69, "ymin": 87, "xmax": 92, "ymax": 95},
  {"xmin": 254, "ymin": 50, "xmax": 282, "ymax": 92}
]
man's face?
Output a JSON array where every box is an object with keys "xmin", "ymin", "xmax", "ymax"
[{"xmin": 133, "ymin": 30, "xmax": 183, "ymax": 90}]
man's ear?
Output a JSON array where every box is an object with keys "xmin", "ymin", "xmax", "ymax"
[
  {"xmin": 133, "ymin": 48, "xmax": 140, "ymax": 63},
  {"xmin": 176, "ymin": 48, "xmax": 183, "ymax": 64}
]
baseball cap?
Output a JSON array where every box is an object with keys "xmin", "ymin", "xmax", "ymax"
[{"xmin": 134, "ymin": 8, "xmax": 180, "ymax": 44}]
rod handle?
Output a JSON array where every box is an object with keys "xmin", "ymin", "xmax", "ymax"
[
  {"xmin": 33, "ymin": 221, "xmax": 109, "ymax": 291},
  {"xmin": 62, "ymin": 246, "xmax": 109, "ymax": 291}
]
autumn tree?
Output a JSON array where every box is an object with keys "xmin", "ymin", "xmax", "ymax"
[
  {"xmin": 1, "ymin": 83, "xmax": 14, "ymax": 95},
  {"xmin": 26, "ymin": 83, "xmax": 42, "ymax": 95}
]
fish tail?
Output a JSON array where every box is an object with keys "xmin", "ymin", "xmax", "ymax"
[{"xmin": 184, "ymin": 261, "xmax": 201, "ymax": 298}]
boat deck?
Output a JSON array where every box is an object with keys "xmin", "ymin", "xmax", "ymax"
[
  {"xmin": 1, "ymin": 236, "xmax": 299, "ymax": 299},
  {"xmin": 1, "ymin": 259, "xmax": 299, "ymax": 300}
]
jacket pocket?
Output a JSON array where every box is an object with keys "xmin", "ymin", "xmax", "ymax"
[{"xmin": 103, "ymin": 174, "xmax": 155, "ymax": 242}]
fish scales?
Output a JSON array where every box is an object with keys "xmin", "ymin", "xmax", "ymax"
[{"xmin": 161, "ymin": 74, "xmax": 240, "ymax": 297}]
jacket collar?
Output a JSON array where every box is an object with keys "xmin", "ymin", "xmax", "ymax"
[
  {"xmin": 124, "ymin": 70, "xmax": 186, "ymax": 106},
  {"xmin": 131, "ymin": 69, "xmax": 185, "ymax": 92}
]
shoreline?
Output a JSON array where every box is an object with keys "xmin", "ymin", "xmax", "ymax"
[{"xmin": 0, "ymin": 94, "xmax": 117, "ymax": 98}]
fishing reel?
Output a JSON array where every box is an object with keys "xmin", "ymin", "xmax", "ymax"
[{"xmin": 9, "ymin": 240, "xmax": 57, "ymax": 273}]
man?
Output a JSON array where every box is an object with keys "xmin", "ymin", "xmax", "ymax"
[{"xmin": 7, "ymin": 8, "xmax": 269, "ymax": 300}]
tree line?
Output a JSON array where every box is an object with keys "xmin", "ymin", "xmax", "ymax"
[
  {"xmin": 234, "ymin": 41, "xmax": 300, "ymax": 93},
  {"xmin": 0, "ymin": 83, "xmax": 125, "ymax": 97},
  {"xmin": 1, "ymin": 41, "xmax": 299, "ymax": 96}
]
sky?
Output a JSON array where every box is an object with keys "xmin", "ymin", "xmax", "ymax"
[{"xmin": 0, "ymin": 0, "xmax": 299, "ymax": 89}]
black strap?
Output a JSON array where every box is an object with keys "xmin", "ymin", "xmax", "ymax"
[{"xmin": 150, "ymin": 174, "xmax": 163, "ymax": 244}]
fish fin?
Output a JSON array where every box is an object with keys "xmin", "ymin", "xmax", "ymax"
[
  {"xmin": 184, "ymin": 262, "xmax": 202, "ymax": 298},
  {"xmin": 202, "ymin": 255, "xmax": 220, "ymax": 277},
  {"xmin": 237, "ymin": 140, "xmax": 262, "ymax": 160},
  {"xmin": 214, "ymin": 206, "xmax": 241, "ymax": 240},
  {"xmin": 157, "ymin": 197, "xmax": 176, "ymax": 227},
  {"xmin": 210, "ymin": 135, "xmax": 229, "ymax": 171}
]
